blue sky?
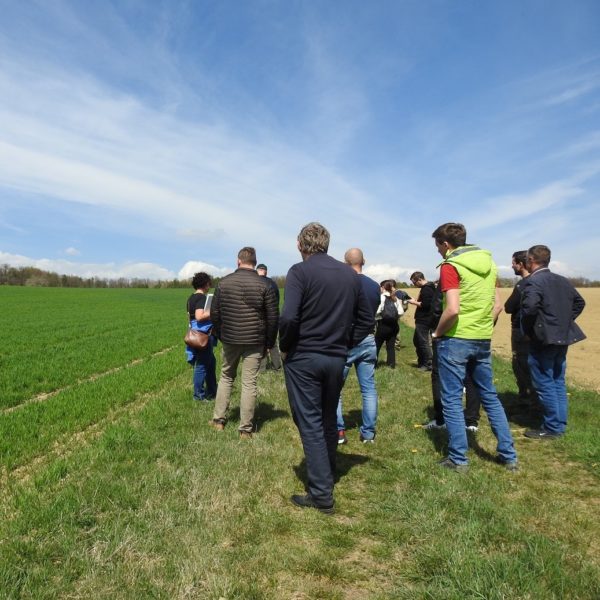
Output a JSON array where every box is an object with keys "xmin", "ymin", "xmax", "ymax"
[{"xmin": 1, "ymin": 0, "xmax": 599, "ymax": 282}]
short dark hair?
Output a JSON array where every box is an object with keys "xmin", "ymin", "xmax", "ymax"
[
  {"xmin": 238, "ymin": 247, "xmax": 257, "ymax": 266},
  {"xmin": 256, "ymin": 263, "xmax": 267, "ymax": 271},
  {"xmin": 528, "ymin": 244, "xmax": 551, "ymax": 267},
  {"xmin": 410, "ymin": 271, "xmax": 425, "ymax": 283},
  {"xmin": 431, "ymin": 223, "xmax": 467, "ymax": 248},
  {"xmin": 512, "ymin": 250, "xmax": 528, "ymax": 266},
  {"xmin": 297, "ymin": 222, "xmax": 330, "ymax": 255},
  {"xmin": 192, "ymin": 272, "xmax": 212, "ymax": 290}
]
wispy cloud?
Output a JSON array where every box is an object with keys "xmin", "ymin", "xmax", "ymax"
[{"xmin": 0, "ymin": 251, "xmax": 175, "ymax": 280}]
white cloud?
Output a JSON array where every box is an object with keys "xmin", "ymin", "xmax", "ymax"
[
  {"xmin": 363, "ymin": 263, "xmax": 417, "ymax": 285},
  {"xmin": 178, "ymin": 261, "xmax": 233, "ymax": 280},
  {"xmin": 64, "ymin": 246, "xmax": 80, "ymax": 256},
  {"xmin": 0, "ymin": 251, "xmax": 174, "ymax": 280}
]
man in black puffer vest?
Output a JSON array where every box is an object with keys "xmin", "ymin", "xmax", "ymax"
[{"xmin": 209, "ymin": 247, "xmax": 279, "ymax": 438}]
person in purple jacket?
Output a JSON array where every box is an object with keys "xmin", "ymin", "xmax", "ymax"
[{"xmin": 280, "ymin": 223, "xmax": 373, "ymax": 514}]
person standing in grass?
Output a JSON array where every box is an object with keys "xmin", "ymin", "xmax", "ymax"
[
  {"xmin": 186, "ymin": 272, "xmax": 217, "ymax": 402},
  {"xmin": 280, "ymin": 223, "xmax": 372, "ymax": 514},
  {"xmin": 520, "ymin": 244, "xmax": 586, "ymax": 439},
  {"xmin": 375, "ymin": 280, "xmax": 402, "ymax": 368},
  {"xmin": 431, "ymin": 222, "xmax": 517, "ymax": 471},
  {"xmin": 209, "ymin": 247, "xmax": 279, "ymax": 439},
  {"xmin": 409, "ymin": 271, "xmax": 436, "ymax": 371},
  {"xmin": 335, "ymin": 248, "xmax": 380, "ymax": 445},
  {"xmin": 504, "ymin": 250, "xmax": 536, "ymax": 405},
  {"xmin": 256, "ymin": 263, "xmax": 283, "ymax": 372}
]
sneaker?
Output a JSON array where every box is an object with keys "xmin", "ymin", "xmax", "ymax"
[
  {"xmin": 465, "ymin": 424, "xmax": 479, "ymax": 433},
  {"xmin": 338, "ymin": 430, "xmax": 348, "ymax": 445},
  {"xmin": 423, "ymin": 420, "xmax": 446, "ymax": 430},
  {"xmin": 291, "ymin": 494, "xmax": 335, "ymax": 515},
  {"xmin": 359, "ymin": 434, "xmax": 375, "ymax": 444},
  {"xmin": 208, "ymin": 419, "xmax": 225, "ymax": 431},
  {"xmin": 438, "ymin": 457, "xmax": 469, "ymax": 472},
  {"xmin": 239, "ymin": 431, "xmax": 253, "ymax": 440},
  {"xmin": 524, "ymin": 429, "xmax": 563, "ymax": 440}
]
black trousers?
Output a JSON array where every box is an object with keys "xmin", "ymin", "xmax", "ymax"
[
  {"xmin": 511, "ymin": 328, "xmax": 533, "ymax": 397},
  {"xmin": 284, "ymin": 351, "xmax": 346, "ymax": 507},
  {"xmin": 413, "ymin": 322, "xmax": 433, "ymax": 367},
  {"xmin": 431, "ymin": 341, "xmax": 481, "ymax": 426},
  {"xmin": 375, "ymin": 320, "xmax": 399, "ymax": 367}
]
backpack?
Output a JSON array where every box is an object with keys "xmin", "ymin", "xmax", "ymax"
[{"xmin": 381, "ymin": 296, "xmax": 399, "ymax": 323}]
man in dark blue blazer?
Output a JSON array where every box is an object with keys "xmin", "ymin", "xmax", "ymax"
[
  {"xmin": 280, "ymin": 223, "xmax": 373, "ymax": 514},
  {"xmin": 520, "ymin": 245, "xmax": 586, "ymax": 439}
]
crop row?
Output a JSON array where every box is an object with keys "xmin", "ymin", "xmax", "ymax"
[
  {"xmin": 0, "ymin": 287, "xmax": 191, "ymax": 408},
  {"xmin": 0, "ymin": 346, "xmax": 185, "ymax": 472}
]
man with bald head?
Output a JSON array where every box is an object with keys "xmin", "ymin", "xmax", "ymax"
[{"xmin": 336, "ymin": 248, "xmax": 381, "ymax": 444}]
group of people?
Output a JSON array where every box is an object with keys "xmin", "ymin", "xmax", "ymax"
[{"xmin": 185, "ymin": 221, "xmax": 586, "ymax": 514}]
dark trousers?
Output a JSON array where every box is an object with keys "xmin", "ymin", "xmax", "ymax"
[
  {"xmin": 413, "ymin": 322, "xmax": 433, "ymax": 368},
  {"xmin": 375, "ymin": 320, "xmax": 399, "ymax": 368},
  {"xmin": 511, "ymin": 328, "xmax": 533, "ymax": 397},
  {"xmin": 284, "ymin": 351, "xmax": 346, "ymax": 507},
  {"xmin": 431, "ymin": 341, "xmax": 481, "ymax": 426}
]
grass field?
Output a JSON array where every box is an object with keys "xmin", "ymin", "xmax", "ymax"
[{"xmin": 0, "ymin": 286, "xmax": 599, "ymax": 599}]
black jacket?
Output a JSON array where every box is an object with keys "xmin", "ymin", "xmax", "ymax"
[
  {"xmin": 520, "ymin": 268, "xmax": 585, "ymax": 347},
  {"xmin": 279, "ymin": 253, "xmax": 374, "ymax": 357},
  {"xmin": 414, "ymin": 281, "xmax": 436, "ymax": 325},
  {"xmin": 212, "ymin": 268, "xmax": 279, "ymax": 347},
  {"xmin": 504, "ymin": 279, "xmax": 526, "ymax": 329}
]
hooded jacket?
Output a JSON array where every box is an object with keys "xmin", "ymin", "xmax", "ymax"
[{"xmin": 440, "ymin": 245, "xmax": 497, "ymax": 340}]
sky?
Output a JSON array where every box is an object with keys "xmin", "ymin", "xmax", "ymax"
[{"xmin": 1, "ymin": 0, "xmax": 600, "ymax": 283}]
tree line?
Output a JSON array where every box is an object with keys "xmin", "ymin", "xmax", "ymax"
[{"xmin": 1, "ymin": 264, "xmax": 599, "ymax": 289}]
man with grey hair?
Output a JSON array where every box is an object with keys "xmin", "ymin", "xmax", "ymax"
[
  {"xmin": 209, "ymin": 247, "xmax": 279, "ymax": 438},
  {"xmin": 280, "ymin": 223, "xmax": 373, "ymax": 514}
]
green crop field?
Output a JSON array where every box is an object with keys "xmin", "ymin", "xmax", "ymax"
[{"xmin": 0, "ymin": 286, "xmax": 599, "ymax": 599}]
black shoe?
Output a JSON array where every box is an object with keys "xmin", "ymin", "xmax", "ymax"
[
  {"xmin": 438, "ymin": 457, "xmax": 469, "ymax": 472},
  {"xmin": 291, "ymin": 494, "xmax": 335, "ymax": 515},
  {"xmin": 524, "ymin": 429, "xmax": 563, "ymax": 440},
  {"xmin": 495, "ymin": 456, "xmax": 519, "ymax": 472}
]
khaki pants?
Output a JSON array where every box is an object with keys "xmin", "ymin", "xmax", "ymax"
[{"xmin": 213, "ymin": 343, "xmax": 263, "ymax": 432}]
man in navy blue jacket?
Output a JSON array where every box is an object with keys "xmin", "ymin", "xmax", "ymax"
[
  {"xmin": 280, "ymin": 223, "xmax": 373, "ymax": 514},
  {"xmin": 520, "ymin": 245, "xmax": 586, "ymax": 439}
]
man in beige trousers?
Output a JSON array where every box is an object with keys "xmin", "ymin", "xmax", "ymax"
[{"xmin": 209, "ymin": 247, "xmax": 279, "ymax": 438}]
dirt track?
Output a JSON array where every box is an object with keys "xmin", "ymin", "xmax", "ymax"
[{"xmin": 401, "ymin": 287, "xmax": 598, "ymax": 392}]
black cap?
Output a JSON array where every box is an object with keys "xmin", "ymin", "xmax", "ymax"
[{"xmin": 256, "ymin": 263, "xmax": 267, "ymax": 271}]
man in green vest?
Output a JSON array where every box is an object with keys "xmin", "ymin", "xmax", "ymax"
[{"xmin": 431, "ymin": 223, "xmax": 518, "ymax": 471}]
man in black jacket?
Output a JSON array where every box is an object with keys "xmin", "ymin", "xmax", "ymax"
[
  {"xmin": 520, "ymin": 245, "xmax": 586, "ymax": 439},
  {"xmin": 410, "ymin": 271, "xmax": 435, "ymax": 371},
  {"xmin": 256, "ymin": 263, "xmax": 282, "ymax": 372},
  {"xmin": 280, "ymin": 223, "xmax": 373, "ymax": 514},
  {"xmin": 503, "ymin": 250, "xmax": 534, "ymax": 402},
  {"xmin": 210, "ymin": 247, "xmax": 279, "ymax": 438}
]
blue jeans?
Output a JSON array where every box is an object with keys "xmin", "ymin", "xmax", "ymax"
[
  {"xmin": 192, "ymin": 338, "xmax": 217, "ymax": 400},
  {"xmin": 437, "ymin": 337, "xmax": 517, "ymax": 465},
  {"xmin": 336, "ymin": 334, "xmax": 378, "ymax": 440},
  {"xmin": 528, "ymin": 345, "xmax": 568, "ymax": 434}
]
